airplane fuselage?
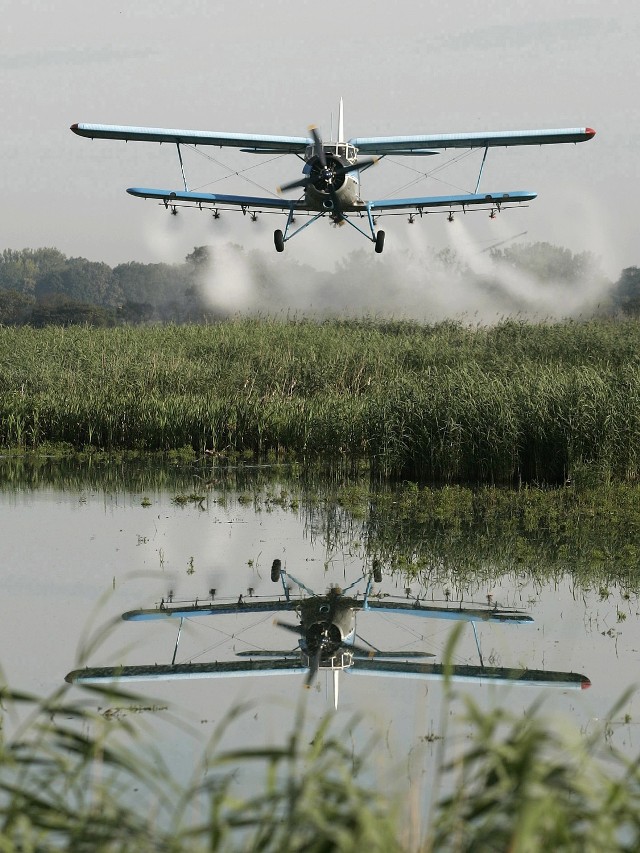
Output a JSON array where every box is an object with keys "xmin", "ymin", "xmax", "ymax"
[
  {"xmin": 298, "ymin": 591, "xmax": 357, "ymax": 668},
  {"xmin": 303, "ymin": 143, "xmax": 363, "ymax": 215}
]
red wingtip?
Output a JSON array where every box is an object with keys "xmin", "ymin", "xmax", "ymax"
[
  {"xmin": 581, "ymin": 678, "xmax": 592, "ymax": 690},
  {"xmin": 585, "ymin": 127, "xmax": 596, "ymax": 139}
]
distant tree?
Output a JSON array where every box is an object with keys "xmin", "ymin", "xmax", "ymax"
[
  {"xmin": 185, "ymin": 245, "xmax": 212, "ymax": 270},
  {"xmin": 490, "ymin": 242, "xmax": 602, "ymax": 285},
  {"xmin": 182, "ymin": 246, "xmax": 215, "ymax": 320},
  {"xmin": 0, "ymin": 289, "xmax": 34, "ymax": 325},
  {"xmin": 117, "ymin": 300, "xmax": 155, "ymax": 324},
  {"xmin": 0, "ymin": 248, "xmax": 67, "ymax": 296},
  {"xmin": 112, "ymin": 261, "xmax": 189, "ymax": 308},
  {"xmin": 612, "ymin": 266, "xmax": 640, "ymax": 315},
  {"xmin": 35, "ymin": 258, "xmax": 118, "ymax": 307},
  {"xmin": 30, "ymin": 295, "xmax": 116, "ymax": 327}
]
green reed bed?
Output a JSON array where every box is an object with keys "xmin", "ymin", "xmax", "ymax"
[
  {"xmin": 1, "ymin": 319, "xmax": 639, "ymax": 483},
  {"xmin": 2, "ymin": 668, "xmax": 639, "ymax": 851}
]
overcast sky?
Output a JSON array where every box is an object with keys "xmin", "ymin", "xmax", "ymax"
[{"xmin": 1, "ymin": 0, "xmax": 637, "ymax": 278}]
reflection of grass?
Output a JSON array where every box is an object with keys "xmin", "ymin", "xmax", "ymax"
[{"xmin": 361, "ymin": 482, "xmax": 640, "ymax": 592}]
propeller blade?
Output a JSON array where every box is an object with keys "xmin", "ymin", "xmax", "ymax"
[
  {"xmin": 348, "ymin": 640, "xmax": 379, "ymax": 657},
  {"xmin": 337, "ymin": 157, "xmax": 378, "ymax": 177},
  {"xmin": 236, "ymin": 650, "xmax": 299, "ymax": 657},
  {"xmin": 309, "ymin": 125, "xmax": 326, "ymax": 167},
  {"xmin": 305, "ymin": 645, "xmax": 322, "ymax": 687},
  {"xmin": 274, "ymin": 620, "xmax": 304, "ymax": 635},
  {"xmin": 277, "ymin": 177, "xmax": 310, "ymax": 194}
]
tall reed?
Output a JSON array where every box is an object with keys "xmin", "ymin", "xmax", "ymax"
[{"xmin": 2, "ymin": 319, "xmax": 639, "ymax": 482}]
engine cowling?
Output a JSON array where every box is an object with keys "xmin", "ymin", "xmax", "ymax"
[{"xmin": 304, "ymin": 153, "xmax": 350, "ymax": 208}]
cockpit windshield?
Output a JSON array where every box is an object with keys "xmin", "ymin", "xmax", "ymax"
[{"xmin": 305, "ymin": 143, "xmax": 358, "ymax": 162}]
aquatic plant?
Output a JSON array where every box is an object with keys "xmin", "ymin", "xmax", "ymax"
[
  {"xmin": 0, "ymin": 681, "xmax": 399, "ymax": 852},
  {"xmin": 1, "ymin": 318, "xmax": 640, "ymax": 483},
  {"xmin": 1, "ymin": 676, "xmax": 638, "ymax": 850}
]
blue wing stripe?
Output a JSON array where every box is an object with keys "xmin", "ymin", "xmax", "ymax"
[{"xmin": 368, "ymin": 190, "xmax": 537, "ymax": 212}]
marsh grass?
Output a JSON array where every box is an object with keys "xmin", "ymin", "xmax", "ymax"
[
  {"xmin": 0, "ymin": 681, "xmax": 401, "ymax": 853},
  {"xmin": 1, "ymin": 663, "xmax": 639, "ymax": 850},
  {"xmin": 2, "ymin": 318, "xmax": 640, "ymax": 483},
  {"xmin": 428, "ymin": 691, "xmax": 640, "ymax": 852}
]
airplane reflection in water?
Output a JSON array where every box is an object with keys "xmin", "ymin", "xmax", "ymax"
[{"xmin": 66, "ymin": 561, "xmax": 590, "ymax": 708}]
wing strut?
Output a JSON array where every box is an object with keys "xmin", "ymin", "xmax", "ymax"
[
  {"xmin": 475, "ymin": 146, "xmax": 489, "ymax": 194},
  {"xmin": 171, "ymin": 617, "xmax": 184, "ymax": 665},
  {"xmin": 176, "ymin": 143, "xmax": 189, "ymax": 192},
  {"xmin": 471, "ymin": 621, "xmax": 484, "ymax": 667}
]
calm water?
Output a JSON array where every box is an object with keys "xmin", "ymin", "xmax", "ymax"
[{"xmin": 1, "ymin": 459, "xmax": 638, "ymax": 824}]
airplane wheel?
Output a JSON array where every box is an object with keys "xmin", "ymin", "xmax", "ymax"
[
  {"xmin": 274, "ymin": 230, "xmax": 285, "ymax": 252},
  {"xmin": 271, "ymin": 559, "xmax": 282, "ymax": 582},
  {"xmin": 374, "ymin": 230, "xmax": 385, "ymax": 253}
]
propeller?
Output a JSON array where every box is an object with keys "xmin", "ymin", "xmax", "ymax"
[{"xmin": 277, "ymin": 125, "xmax": 378, "ymax": 212}]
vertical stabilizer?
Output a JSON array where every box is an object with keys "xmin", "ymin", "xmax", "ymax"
[{"xmin": 338, "ymin": 98, "xmax": 344, "ymax": 143}]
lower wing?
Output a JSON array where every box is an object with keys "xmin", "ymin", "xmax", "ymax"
[
  {"xmin": 367, "ymin": 190, "xmax": 536, "ymax": 214},
  {"xmin": 125, "ymin": 187, "xmax": 535, "ymax": 220},
  {"xmin": 127, "ymin": 187, "xmax": 304, "ymax": 212}
]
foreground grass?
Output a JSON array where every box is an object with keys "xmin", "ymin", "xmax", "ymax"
[
  {"xmin": 1, "ymin": 318, "xmax": 640, "ymax": 483},
  {"xmin": 1, "ymin": 677, "xmax": 638, "ymax": 852}
]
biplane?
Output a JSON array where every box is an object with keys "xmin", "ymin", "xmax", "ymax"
[
  {"xmin": 70, "ymin": 100, "xmax": 595, "ymax": 253},
  {"xmin": 66, "ymin": 560, "xmax": 590, "ymax": 707}
]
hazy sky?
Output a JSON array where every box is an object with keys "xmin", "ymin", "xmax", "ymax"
[{"xmin": 1, "ymin": 1, "xmax": 637, "ymax": 278}]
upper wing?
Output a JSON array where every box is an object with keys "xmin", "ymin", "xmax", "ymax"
[
  {"xmin": 349, "ymin": 127, "xmax": 595, "ymax": 155},
  {"xmin": 367, "ymin": 190, "xmax": 536, "ymax": 213},
  {"xmin": 127, "ymin": 187, "xmax": 305, "ymax": 211},
  {"xmin": 122, "ymin": 599, "xmax": 298, "ymax": 621},
  {"xmin": 71, "ymin": 123, "xmax": 310, "ymax": 154}
]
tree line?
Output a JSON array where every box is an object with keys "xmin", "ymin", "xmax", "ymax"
[
  {"xmin": 0, "ymin": 243, "xmax": 638, "ymax": 325},
  {"xmin": 0, "ymin": 246, "xmax": 214, "ymax": 326}
]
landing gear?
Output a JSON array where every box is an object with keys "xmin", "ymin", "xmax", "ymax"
[
  {"xmin": 372, "ymin": 559, "xmax": 383, "ymax": 584},
  {"xmin": 274, "ymin": 229, "xmax": 285, "ymax": 253},
  {"xmin": 271, "ymin": 559, "xmax": 282, "ymax": 582},
  {"xmin": 374, "ymin": 230, "xmax": 385, "ymax": 254}
]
